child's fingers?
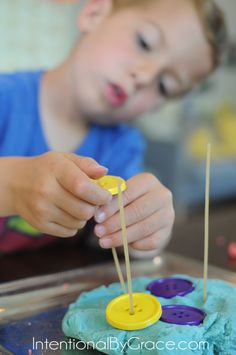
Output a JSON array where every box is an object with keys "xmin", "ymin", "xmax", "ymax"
[
  {"xmin": 31, "ymin": 202, "xmax": 86, "ymax": 235},
  {"xmin": 42, "ymin": 222, "xmax": 79, "ymax": 238},
  {"xmin": 130, "ymin": 228, "xmax": 171, "ymax": 251},
  {"xmin": 94, "ymin": 190, "xmax": 169, "ymax": 237},
  {"xmin": 94, "ymin": 173, "xmax": 160, "ymax": 223},
  {"xmin": 57, "ymin": 159, "xmax": 112, "ymax": 206},
  {"xmin": 65, "ymin": 154, "xmax": 108, "ymax": 179},
  {"xmin": 51, "ymin": 206, "xmax": 87, "ymax": 230},
  {"xmin": 53, "ymin": 183, "xmax": 96, "ymax": 221},
  {"xmin": 98, "ymin": 210, "xmax": 170, "ymax": 248}
]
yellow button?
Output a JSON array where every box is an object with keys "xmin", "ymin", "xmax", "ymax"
[
  {"xmin": 96, "ymin": 176, "xmax": 126, "ymax": 196},
  {"xmin": 106, "ymin": 293, "xmax": 162, "ymax": 330}
]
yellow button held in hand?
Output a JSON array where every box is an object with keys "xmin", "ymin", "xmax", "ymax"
[
  {"xmin": 95, "ymin": 175, "xmax": 126, "ymax": 196},
  {"xmin": 106, "ymin": 293, "xmax": 162, "ymax": 330}
]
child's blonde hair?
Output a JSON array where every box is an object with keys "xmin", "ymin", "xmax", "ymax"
[{"xmin": 112, "ymin": 0, "xmax": 228, "ymax": 71}]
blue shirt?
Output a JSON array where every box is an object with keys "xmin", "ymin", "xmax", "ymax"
[{"xmin": 0, "ymin": 71, "xmax": 145, "ymax": 179}]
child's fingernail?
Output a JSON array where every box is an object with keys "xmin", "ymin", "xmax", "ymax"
[
  {"xmin": 95, "ymin": 211, "xmax": 106, "ymax": 223},
  {"xmin": 99, "ymin": 165, "xmax": 108, "ymax": 171},
  {"xmin": 100, "ymin": 238, "xmax": 112, "ymax": 248},
  {"xmin": 95, "ymin": 225, "xmax": 106, "ymax": 237}
]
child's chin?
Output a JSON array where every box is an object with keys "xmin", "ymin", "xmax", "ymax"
[{"xmin": 92, "ymin": 115, "xmax": 124, "ymax": 125}]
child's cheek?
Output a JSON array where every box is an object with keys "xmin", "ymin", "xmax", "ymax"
[{"xmin": 131, "ymin": 91, "xmax": 160, "ymax": 115}]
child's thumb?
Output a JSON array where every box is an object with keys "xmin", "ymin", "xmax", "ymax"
[{"xmin": 66, "ymin": 154, "xmax": 108, "ymax": 179}]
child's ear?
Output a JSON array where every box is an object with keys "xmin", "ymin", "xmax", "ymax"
[{"xmin": 77, "ymin": 0, "xmax": 113, "ymax": 33}]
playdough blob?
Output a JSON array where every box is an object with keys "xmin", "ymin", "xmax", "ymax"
[{"xmin": 62, "ymin": 275, "xmax": 236, "ymax": 355}]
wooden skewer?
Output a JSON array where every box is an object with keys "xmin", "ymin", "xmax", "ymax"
[
  {"xmin": 117, "ymin": 179, "xmax": 134, "ymax": 315},
  {"xmin": 95, "ymin": 177, "xmax": 126, "ymax": 294},
  {"xmin": 111, "ymin": 247, "xmax": 126, "ymax": 294},
  {"xmin": 203, "ymin": 143, "xmax": 211, "ymax": 303}
]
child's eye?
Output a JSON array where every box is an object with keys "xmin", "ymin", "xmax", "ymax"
[
  {"xmin": 158, "ymin": 77, "xmax": 169, "ymax": 97},
  {"xmin": 157, "ymin": 74, "xmax": 179, "ymax": 98},
  {"xmin": 136, "ymin": 33, "xmax": 152, "ymax": 52}
]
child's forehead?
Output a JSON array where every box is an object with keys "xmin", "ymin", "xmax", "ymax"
[
  {"xmin": 114, "ymin": 0, "xmax": 202, "ymax": 38},
  {"xmin": 129, "ymin": 0, "xmax": 197, "ymax": 22}
]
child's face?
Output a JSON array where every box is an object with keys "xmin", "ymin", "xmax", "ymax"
[{"xmin": 73, "ymin": 0, "xmax": 212, "ymax": 124}]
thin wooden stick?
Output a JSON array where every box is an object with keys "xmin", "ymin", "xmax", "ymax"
[
  {"xmin": 117, "ymin": 179, "xmax": 134, "ymax": 315},
  {"xmin": 203, "ymin": 143, "xmax": 211, "ymax": 303},
  {"xmin": 111, "ymin": 247, "xmax": 126, "ymax": 294}
]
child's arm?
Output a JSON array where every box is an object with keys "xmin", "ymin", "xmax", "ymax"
[
  {"xmin": 94, "ymin": 173, "xmax": 175, "ymax": 252},
  {"xmin": 0, "ymin": 153, "xmax": 112, "ymax": 237}
]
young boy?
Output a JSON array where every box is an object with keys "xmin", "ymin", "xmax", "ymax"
[{"xmin": 0, "ymin": 0, "xmax": 227, "ymax": 254}]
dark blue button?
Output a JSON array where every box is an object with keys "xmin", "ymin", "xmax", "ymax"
[
  {"xmin": 147, "ymin": 278, "xmax": 194, "ymax": 299},
  {"xmin": 161, "ymin": 305, "xmax": 206, "ymax": 326}
]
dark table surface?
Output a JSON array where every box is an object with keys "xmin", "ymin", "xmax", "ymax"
[
  {"xmin": 0, "ymin": 200, "xmax": 235, "ymax": 283},
  {"xmin": 170, "ymin": 200, "xmax": 236, "ymax": 273}
]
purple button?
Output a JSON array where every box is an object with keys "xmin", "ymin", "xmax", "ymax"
[
  {"xmin": 147, "ymin": 278, "xmax": 194, "ymax": 299},
  {"xmin": 161, "ymin": 305, "xmax": 206, "ymax": 326}
]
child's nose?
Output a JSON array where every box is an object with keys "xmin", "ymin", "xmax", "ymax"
[{"xmin": 130, "ymin": 61, "xmax": 159, "ymax": 88}]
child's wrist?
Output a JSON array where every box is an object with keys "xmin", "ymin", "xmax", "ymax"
[{"xmin": 2, "ymin": 157, "xmax": 29, "ymax": 216}]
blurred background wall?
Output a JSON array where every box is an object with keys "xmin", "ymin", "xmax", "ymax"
[
  {"xmin": 139, "ymin": 0, "xmax": 236, "ymax": 210},
  {"xmin": 0, "ymin": 0, "xmax": 235, "ymax": 213},
  {"xmin": 0, "ymin": 0, "xmax": 84, "ymax": 71}
]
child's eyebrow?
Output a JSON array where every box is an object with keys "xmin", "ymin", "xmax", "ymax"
[{"xmin": 144, "ymin": 19, "xmax": 165, "ymax": 45}]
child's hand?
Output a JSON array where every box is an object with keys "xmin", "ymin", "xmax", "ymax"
[
  {"xmin": 94, "ymin": 173, "xmax": 175, "ymax": 252},
  {"xmin": 9, "ymin": 152, "xmax": 111, "ymax": 237}
]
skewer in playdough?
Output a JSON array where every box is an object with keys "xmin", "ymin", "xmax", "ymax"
[
  {"xmin": 93, "ymin": 176, "xmax": 127, "ymax": 294},
  {"xmin": 117, "ymin": 180, "xmax": 134, "ymax": 315},
  {"xmin": 203, "ymin": 143, "xmax": 211, "ymax": 303},
  {"xmin": 111, "ymin": 247, "xmax": 126, "ymax": 294}
]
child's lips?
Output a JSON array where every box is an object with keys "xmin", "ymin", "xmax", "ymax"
[{"xmin": 105, "ymin": 82, "xmax": 128, "ymax": 107}]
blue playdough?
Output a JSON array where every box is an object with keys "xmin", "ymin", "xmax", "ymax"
[{"xmin": 62, "ymin": 275, "xmax": 236, "ymax": 354}]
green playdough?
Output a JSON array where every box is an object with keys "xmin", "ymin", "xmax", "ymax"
[{"xmin": 62, "ymin": 275, "xmax": 236, "ymax": 354}]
